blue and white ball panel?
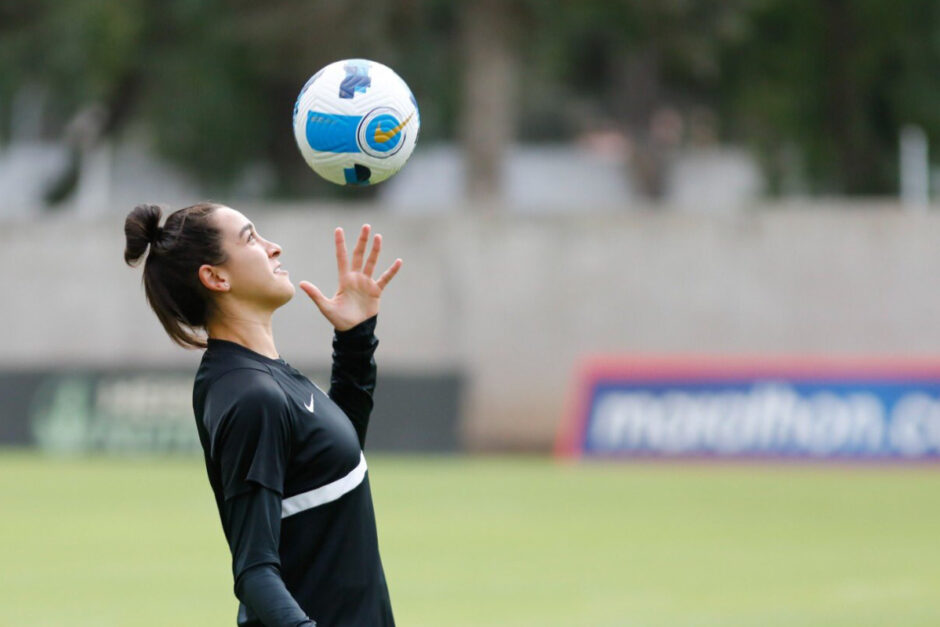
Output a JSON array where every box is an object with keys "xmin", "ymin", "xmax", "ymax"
[
  {"xmin": 303, "ymin": 113, "xmax": 361, "ymax": 153},
  {"xmin": 293, "ymin": 59, "xmax": 420, "ymax": 186}
]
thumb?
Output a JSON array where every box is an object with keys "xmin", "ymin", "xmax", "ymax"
[{"xmin": 299, "ymin": 281, "xmax": 331, "ymax": 313}]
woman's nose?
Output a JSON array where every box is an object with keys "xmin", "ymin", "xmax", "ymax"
[{"xmin": 268, "ymin": 241, "xmax": 282, "ymax": 257}]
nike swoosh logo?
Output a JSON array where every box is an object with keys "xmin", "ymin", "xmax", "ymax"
[
  {"xmin": 373, "ymin": 113, "xmax": 414, "ymax": 144},
  {"xmin": 304, "ymin": 393, "xmax": 315, "ymax": 413}
]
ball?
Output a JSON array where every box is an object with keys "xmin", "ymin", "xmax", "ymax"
[{"xmin": 293, "ymin": 59, "xmax": 420, "ymax": 186}]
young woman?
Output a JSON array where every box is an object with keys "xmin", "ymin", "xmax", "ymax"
[{"xmin": 124, "ymin": 202, "xmax": 402, "ymax": 626}]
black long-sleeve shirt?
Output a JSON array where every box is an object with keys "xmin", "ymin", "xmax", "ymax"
[{"xmin": 192, "ymin": 316, "xmax": 395, "ymax": 626}]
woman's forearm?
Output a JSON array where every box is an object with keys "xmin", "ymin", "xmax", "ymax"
[
  {"xmin": 236, "ymin": 565, "xmax": 315, "ymax": 626},
  {"xmin": 329, "ymin": 314, "xmax": 379, "ymax": 446},
  {"xmin": 224, "ymin": 487, "xmax": 315, "ymax": 626}
]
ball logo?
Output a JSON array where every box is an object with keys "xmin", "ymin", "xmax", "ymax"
[
  {"xmin": 339, "ymin": 60, "xmax": 371, "ymax": 99},
  {"xmin": 358, "ymin": 107, "xmax": 412, "ymax": 158}
]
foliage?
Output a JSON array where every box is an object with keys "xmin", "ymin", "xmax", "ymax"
[{"xmin": 2, "ymin": 0, "xmax": 940, "ymax": 196}]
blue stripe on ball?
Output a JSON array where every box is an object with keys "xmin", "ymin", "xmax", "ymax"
[{"xmin": 305, "ymin": 111, "xmax": 362, "ymax": 153}]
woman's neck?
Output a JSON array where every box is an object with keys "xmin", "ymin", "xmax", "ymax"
[{"xmin": 207, "ymin": 312, "xmax": 279, "ymax": 360}]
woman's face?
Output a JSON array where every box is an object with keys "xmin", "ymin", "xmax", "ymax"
[{"xmin": 210, "ymin": 206, "xmax": 295, "ymax": 310}]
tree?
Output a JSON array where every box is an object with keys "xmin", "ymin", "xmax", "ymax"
[{"xmin": 4, "ymin": 0, "xmax": 940, "ymax": 201}]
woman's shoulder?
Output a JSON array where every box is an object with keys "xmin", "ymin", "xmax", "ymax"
[
  {"xmin": 194, "ymin": 365, "xmax": 293, "ymax": 439},
  {"xmin": 205, "ymin": 365, "xmax": 286, "ymax": 403},
  {"xmin": 194, "ymin": 353, "xmax": 289, "ymax": 414}
]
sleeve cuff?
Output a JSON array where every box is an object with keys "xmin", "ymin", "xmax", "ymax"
[{"xmin": 334, "ymin": 315, "xmax": 377, "ymax": 345}]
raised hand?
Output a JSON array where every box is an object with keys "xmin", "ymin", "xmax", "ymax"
[{"xmin": 299, "ymin": 224, "xmax": 402, "ymax": 331}]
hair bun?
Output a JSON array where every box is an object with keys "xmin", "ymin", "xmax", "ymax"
[{"xmin": 124, "ymin": 204, "xmax": 164, "ymax": 266}]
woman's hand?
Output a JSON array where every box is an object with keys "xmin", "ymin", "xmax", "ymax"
[{"xmin": 298, "ymin": 224, "xmax": 402, "ymax": 331}]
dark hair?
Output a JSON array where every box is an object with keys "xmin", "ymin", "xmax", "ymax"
[{"xmin": 124, "ymin": 202, "xmax": 227, "ymax": 349}]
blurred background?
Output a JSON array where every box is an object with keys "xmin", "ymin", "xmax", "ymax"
[{"xmin": 3, "ymin": 1, "xmax": 940, "ymax": 625}]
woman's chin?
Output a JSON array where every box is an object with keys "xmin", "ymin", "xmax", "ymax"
[
  {"xmin": 281, "ymin": 282, "xmax": 297, "ymax": 302},
  {"xmin": 269, "ymin": 281, "xmax": 296, "ymax": 308}
]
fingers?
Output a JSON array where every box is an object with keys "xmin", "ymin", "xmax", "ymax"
[
  {"xmin": 350, "ymin": 224, "xmax": 370, "ymax": 272},
  {"xmin": 336, "ymin": 224, "xmax": 394, "ymax": 283},
  {"xmin": 298, "ymin": 280, "xmax": 331, "ymax": 313},
  {"xmin": 376, "ymin": 258, "xmax": 403, "ymax": 290},
  {"xmin": 362, "ymin": 233, "xmax": 381, "ymax": 278},
  {"xmin": 334, "ymin": 228, "xmax": 349, "ymax": 276}
]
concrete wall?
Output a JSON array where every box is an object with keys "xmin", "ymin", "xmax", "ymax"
[{"xmin": 4, "ymin": 202, "xmax": 940, "ymax": 450}]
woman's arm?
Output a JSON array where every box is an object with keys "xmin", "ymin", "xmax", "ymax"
[
  {"xmin": 328, "ymin": 315, "xmax": 378, "ymax": 447},
  {"xmin": 223, "ymin": 487, "xmax": 315, "ymax": 627},
  {"xmin": 208, "ymin": 372, "xmax": 312, "ymax": 625},
  {"xmin": 298, "ymin": 226, "xmax": 400, "ymax": 447}
]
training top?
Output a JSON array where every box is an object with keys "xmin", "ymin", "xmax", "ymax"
[{"xmin": 192, "ymin": 316, "xmax": 394, "ymax": 626}]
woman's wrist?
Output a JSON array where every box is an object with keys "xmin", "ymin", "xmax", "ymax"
[{"xmin": 334, "ymin": 315, "xmax": 377, "ymax": 338}]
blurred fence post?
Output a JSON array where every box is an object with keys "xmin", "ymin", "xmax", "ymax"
[
  {"xmin": 460, "ymin": 0, "xmax": 518, "ymax": 204},
  {"xmin": 900, "ymin": 124, "xmax": 929, "ymax": 212}
]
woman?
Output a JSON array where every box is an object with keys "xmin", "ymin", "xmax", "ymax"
[{"xmin": 124, "ymin": 201, "xmax": 401, "ymax": 626}]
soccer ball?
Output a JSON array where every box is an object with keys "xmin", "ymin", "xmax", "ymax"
[{"xmin": 293, "ymin": 59, "xmax": 420, "ymax": 186}]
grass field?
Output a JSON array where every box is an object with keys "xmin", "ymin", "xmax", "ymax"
[{"xmin": 2, "ymin": 451, "xmax": 939, "ymax": 626}]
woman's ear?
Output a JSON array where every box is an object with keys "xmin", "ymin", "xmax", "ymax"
[{"xmin": 199, "ymin": 264, "xmax": 230, "ymax": 293}]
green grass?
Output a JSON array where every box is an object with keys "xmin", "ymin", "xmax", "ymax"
[{"xmin": 2, "ymin": 451, "xmax": 939, "ymax": 626}]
